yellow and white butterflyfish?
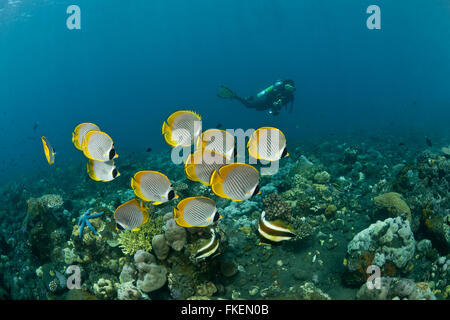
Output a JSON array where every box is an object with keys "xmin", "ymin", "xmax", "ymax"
[
  {"xmin": 258, "ymin": 211, "xmax": 295, "ymax": 244},
  {"xmin": 131, "ymin": 170, "xmax": 178, "ymax": 205},
  {"xmin": 247, "ymin": 127, "xmax": 289, "ymax": 162},
  {"xmin": 114, "ymin": 198, "xmax": 149, "ymax": 231},
  {"xmin": 161, "ymin": 110, "xmax": 202, "ymax": 147},
  {"xmin": 72, "ymin": 122, "xmax": 100, "ymax": 151},
  {"xmin": 41, "ymin": 136, "xmax": 55, "ymax": 165},
  {"xmin": 81, "ymin": 130, "xmax": 118, "ymax": 162},
  {"xmin": 174, "ymin": 196, "xmax": 220, "ymax": 228},
  {"xmin": 209, "ymin": 163, "xmax": 260, "ymax": 201},
  {"xmin": 86, "ymin": 159, "xmax": 119, "ymax": 182},
  {"xmin": 184, "ymin": 149, "xmax": 228, "ymax": 186},
  {"xmin": 196, "ymin": 129, "xmax": 236, "ymax": 160}
]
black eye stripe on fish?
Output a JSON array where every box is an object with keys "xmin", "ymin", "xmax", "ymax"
[
  {"xmin": 132, "ymin": 171, "xmax": 175, "ymax": 204},
  {"xmin": 83, "ymin": 131, "xmax": 117, "ymax": 162},
  {"xmin": 87, "ymin": 160, "xmax": 118, "ymax": 182}
]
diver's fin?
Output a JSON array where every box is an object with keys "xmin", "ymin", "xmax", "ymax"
[{"xmin": 217, "ymin": 85, "xmax": 235, "ymax": 99}]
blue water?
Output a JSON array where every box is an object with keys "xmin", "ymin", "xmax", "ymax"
[{"xmin": 0, "ymin": 0, "xmax": 449, "ymax": 184}]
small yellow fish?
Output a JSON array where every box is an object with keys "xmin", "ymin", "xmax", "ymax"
[{"xmin": 41, "ymin": 136, "xmax": 55, "ymax": 165}]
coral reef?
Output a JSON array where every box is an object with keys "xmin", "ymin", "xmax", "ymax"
[
  {"xmin": 263, "ymin": 193, "xmax": 291, "ymax": 221},
  {"xmin": 118, "ymin": 214, "xmax": 165, "ymax": 255},
  {"xmin": 0, "ymin": 131, "xmax": 448, "ymax": 300},
  {"xmin": 93, "ymin": 278, "xmax": 116, "ymax": 299},
  {"xmin": 346, "ymin": 217, "xmax": 415, "ymax": 281},
  {"xmin": 356, "ymin": 277, "xmax": 436, "ymax": 300},
  {"xmin": 134, "ymin": 250, "xmax": 167, "ymax": 293}
]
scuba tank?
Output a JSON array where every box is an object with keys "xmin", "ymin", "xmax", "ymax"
[{"xmin": 257, "ymin": 80, "xmax": 283, "ymax": 99}]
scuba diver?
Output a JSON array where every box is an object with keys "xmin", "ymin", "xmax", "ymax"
[{"xmin": 217, "ymin": 79, "xmax": 296, "ymax": 116}]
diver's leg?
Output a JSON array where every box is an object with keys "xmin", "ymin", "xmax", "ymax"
[{"xmin": 234, "ymin": 96, "xmax": 256, "ymax": 109}]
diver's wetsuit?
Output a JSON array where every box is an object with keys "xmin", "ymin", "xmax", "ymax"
[{"xmin": 232, "ymin": 80, "xmax": 295, "ymax": 115}]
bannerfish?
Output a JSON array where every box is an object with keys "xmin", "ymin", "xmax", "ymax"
[
  {"xmin": 41, "ymin": 136, "xmax": 55, "ymax": 165},
  {"xmin": 161, "ymin": 110, "xmax": 202, "ymax": 147},
  {"xmin": 247, "ymin": 127, "xmax": 288, "ymax": 162},
  {"xmin": 114, "ymin": 198, "xmax": 149, "ymax": 231},
  {"xmin": 72, "ymin": 122, "xmax": 100, "ymax": 151},
  {"xmin": 131, "ymin": 170, "xmax": 177, "ymax": 205},
  {"xmin": 196, "ymin": 129, "xmax": 236, "ymax": 159},
  {"xmin": 210, "ymin": 163, "xmax": 260, "ymax": 201},
  {"xmin": 174, "ymin": 196, "xmax": 220, "ymax": 227},
  {"xmin": 87, "ymin": 159, "xmax": 120, "ymax": 182},
  {"xmin": 82, "ymin": 130, "xmax": 118, "ymax": 162},
  {"xmin": 184, "ymin": 149, "xmax": 228, "ymax": 186},
  {"xmin": 258, "ymin": 211, "xmax": 295, "ymax": 244},
  {"xmin": 194, "ymin": 229, "xmax": 220, "ymax": 260}
]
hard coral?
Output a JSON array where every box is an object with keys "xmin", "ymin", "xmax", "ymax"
[
  {"xmin": 164, "ymin": 218, "xmax": 187, "ymax": 252},
  {"xmin": 263, "ymin": 193, "xmax": 292, "ymax": 221},
  {"xmin": 374, "ymin": 192, "xmax": 411, "ymax": 222},
  {"xmin": 118, "ymin": 214, "xmax": 165, "ymax": 255},
  {"xmin": 134, "ymin": 250, "xmax": 167, "ymax": 293}
]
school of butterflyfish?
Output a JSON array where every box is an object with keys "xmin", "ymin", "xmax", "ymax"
[
  {"xmin": 71, "ymin": 122, "xmax": 120, "ymax": 182},
  {"xmin": 41, "ymin": 110, "xmax": 293, "ymax": 260}
]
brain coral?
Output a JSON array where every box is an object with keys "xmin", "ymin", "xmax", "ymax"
[{"xmin": 374, "ymin": 192, "xmax": 411, "ymax": 222}]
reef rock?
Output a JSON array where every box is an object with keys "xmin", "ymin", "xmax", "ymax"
[
  {"xmin": 152, "ymin": 234, "xmax": 170, "ymax": 260},
  {"xmin": 93, "ymin": 278, "xmax": 116, "ymax": 299},
  {"xmin": 134, "ymin": 250, "xmax": 167, "ymax": 293},
  {"xmin": 347, "ymin": 217, "xmax": 415, "ymax": 271},
  {"xmin": 164, "ymin": 218, "xmax": 187, "ymax": 252},
  {"xmin": 117, "ymin": 281, "xmax": 142, "ymax": 300},
  {"xmin": 313, "ymin": 171, "xmax": 330, "ymax": 184},
  {"xmin": 356, "ymin": 277, "xmax": 436, "ymax": 300}
]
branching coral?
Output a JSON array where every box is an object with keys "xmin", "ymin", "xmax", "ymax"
[{"xmin": 118, "ymin": 215, "xmax": 165, "ymax": 255}]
